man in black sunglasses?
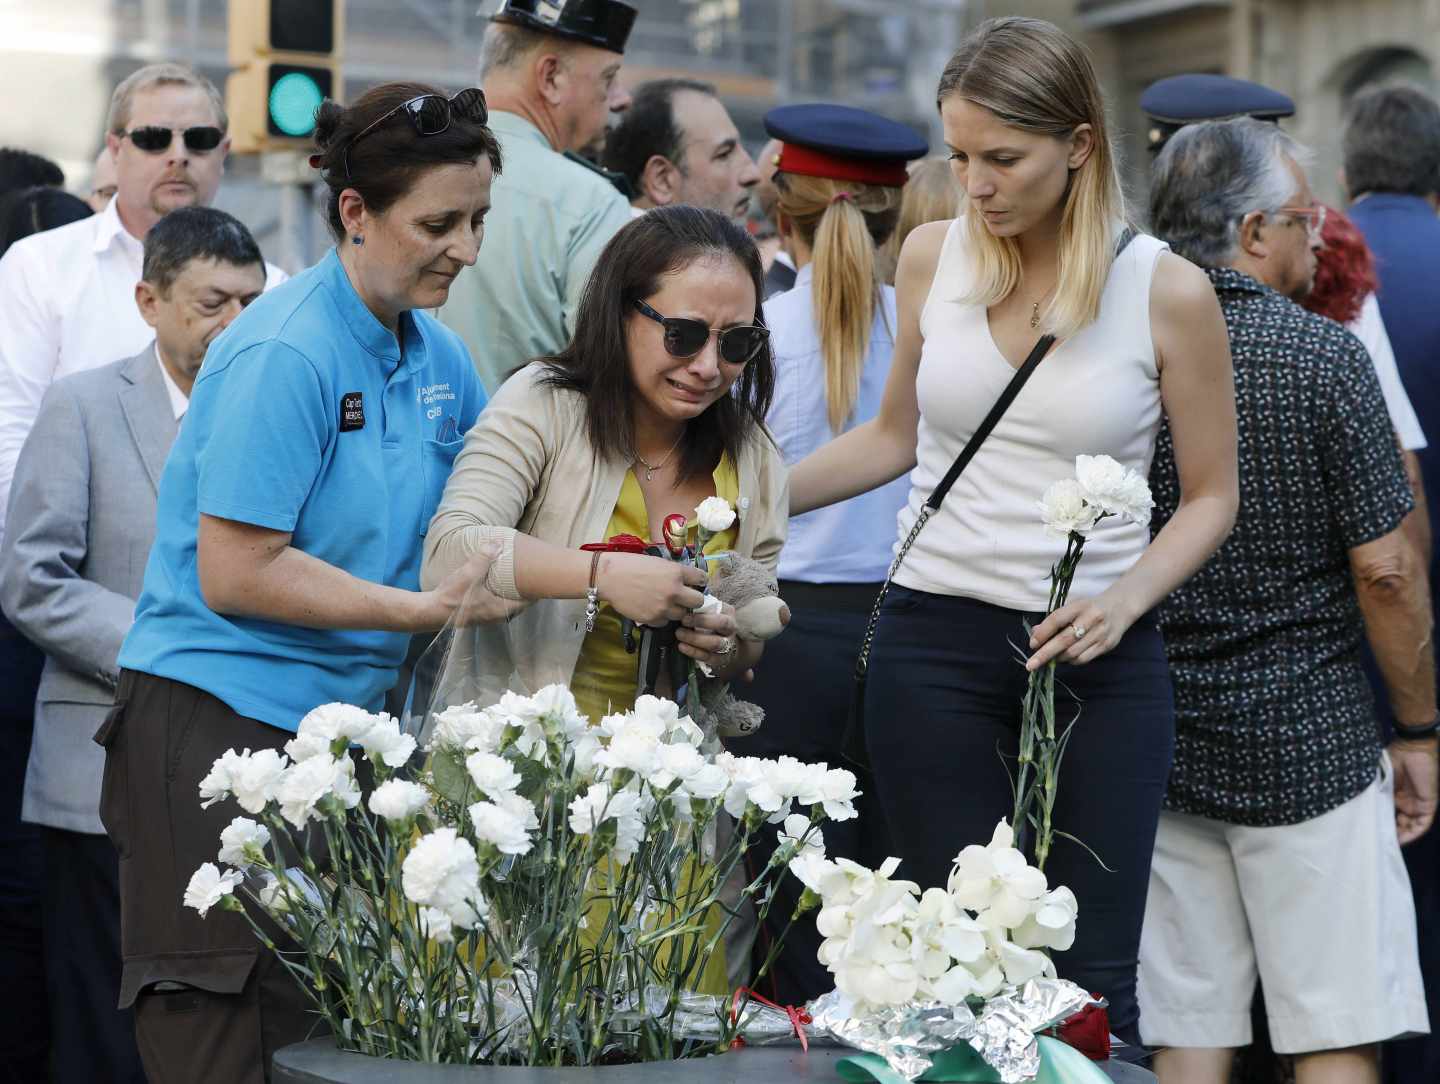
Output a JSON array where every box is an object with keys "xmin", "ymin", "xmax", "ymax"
[
  {"xmin": 437, "ymin": 0, "xmax": 638, "ymax": 394},
  {"xmin": 0, "ymin": 62, "xmax": 284, "ymax": 545}
]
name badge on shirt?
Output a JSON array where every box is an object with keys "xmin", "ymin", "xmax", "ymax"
[{"xmin": 339, "ymin": 392, "xmax": 365, "ymax": 432}]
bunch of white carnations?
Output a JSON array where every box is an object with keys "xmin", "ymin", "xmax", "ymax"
[
  {"xmin": 790, "ymin": 820, "xmax": 1076, "ymax": 1015},
  {"xmin": 182, "ymin": 686, "xmax": 854, "ymax": 1066},
  {"xmin": 1019, "ymin": 454, "xmax": 1153, "ymax": 869}
]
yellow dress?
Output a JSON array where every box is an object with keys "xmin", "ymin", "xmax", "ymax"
[
  {"xmin": 571, "ymin": 459, "xmax": 740, "ymax": 998},
  {"xmin": 573, "ymin": 458, "xmax": 740, "ymax": 721}
]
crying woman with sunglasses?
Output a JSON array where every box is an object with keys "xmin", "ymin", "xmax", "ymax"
[{"xmin": 422, "ymin": 205, "xmax": 790, "ymax": 732}]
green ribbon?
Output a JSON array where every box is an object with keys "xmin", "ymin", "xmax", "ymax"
[{"xmin": 836, "ymin": 1036, "xmax": 1112, "ymax": 1084}]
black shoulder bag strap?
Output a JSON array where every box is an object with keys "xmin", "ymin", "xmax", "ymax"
[
  {"xmin": 841, "ymin": 226, "xmax": 1137, "ymax": 766},
  {"xmin": 840, "ymin": 333, "xmax": 1052, "ymax": 765}
]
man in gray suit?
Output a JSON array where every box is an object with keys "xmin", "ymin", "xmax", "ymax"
[{"xmin": 0, "ymin": 206, "xmax": 266, "ymax": 1083}]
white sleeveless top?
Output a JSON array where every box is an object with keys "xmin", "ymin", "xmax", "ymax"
[{"xmin": 892, "ymin": 218, "xmax": 1168, "ymax": 611}]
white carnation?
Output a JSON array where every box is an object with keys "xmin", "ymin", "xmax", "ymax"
[
  {"xmin": 469, "ymin": 799, "xmax": 534, "ymax": 856},
  {"xmin": 297, "ymin": 702, "xmax": 381, "ymax": 745},
  {"xmin": 229, "ymin": 748, "xmax": 290, "ymax": 814},
  {"xmin": 368, "ymin": 779, "xmax": 431, "ymax": 821},
  {"xmin": 465, "ymin": 751, "xmax": 522, "ymax": 797},
  {"xmin": 493, "ymin": 789, "xmax": 540, "ymax": 832},
  {"xmin": 1037, "ymin": 478, "xmax": 1101, "ymax": 539},
  {"xmin": 183, "ymin": 862, "xmax": 244, "ymax": 917},
  {"xmin": 418, "ymin": 905, "xmax": 455, "ymax": 944},
  {"xmin": 1074, "ymin": 454, "xmax": 1153, "ymax": 527},
  {"xmin": 777, "ymin": 812, "xmax": 825, "ymax": 862},
  {"xmin": 217, "ymin": 816, "xmax": 271, "ymax": 868},
  {"xmin": 276, "ymin": 754, "xmax": 353, "ymax": 828},
  {"xmin": 693, "ymin": 496, "xmax": 736, "ymax": 533},
  {"xmin": 358, "ymin": 715, "xmax": 417, "ymax": 769},
  {"xmin": 197, "ymin": 748, "xmax": 247, "ymax": 809},
  {"xmin": 284, "ymin": 731, "xmax": 332, "ymax": 763},
  {"xmin": 429, "ymin": 703, "xmax": 502, "ymax": 753},
  {"xmin": 401, "ymin": 827, "xmax": 487, "ymax": 929}
]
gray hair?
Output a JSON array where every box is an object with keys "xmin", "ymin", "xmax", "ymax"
[
  {"xmin": 107, "ymin": 63, "xmax": 227, "ymax": 136},
  {"xmin": 479, "ymin": 23, "xmax": 571, "ymax": 79},
  {"xmin": 1149, "ymin": 118, "xmax": 1310, "ymax": 268}
]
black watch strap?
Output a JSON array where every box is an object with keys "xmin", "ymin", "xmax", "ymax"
[{"xmin": 1394, "ymin": 714, "xmax": 1440, "ymax": 740}]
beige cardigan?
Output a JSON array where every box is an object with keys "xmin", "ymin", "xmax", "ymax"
[{"xmin": 421, "ymin": 363, "xmax": 790, "ymax": 690}]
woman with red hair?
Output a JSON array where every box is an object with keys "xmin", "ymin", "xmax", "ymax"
[{"xmin": 1304, "ymin": 205, "xmax": 1427, "ymax": 460}]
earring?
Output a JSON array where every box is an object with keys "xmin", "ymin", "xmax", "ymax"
[{"xmin": 352, "ymin": 235, "xmax": 364, "ymax": 246}]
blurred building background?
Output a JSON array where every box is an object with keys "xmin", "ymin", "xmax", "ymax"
[{"xmin": 2, "ymin": 0, "xmax": 1435, "ymax": 270}]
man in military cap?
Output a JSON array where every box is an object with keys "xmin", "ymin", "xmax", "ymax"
[
  {"xmin": 1140, "ymin": 73, "xmax": 1294, "ymax": 154},
  {"xmin": 438, "ymin": 0, "xmax": 636, "ymax": 393}
]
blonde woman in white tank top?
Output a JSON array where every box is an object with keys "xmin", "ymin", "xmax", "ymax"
[{"xmin": 788, "ymin": 17, "xmax": 1238, "ymax": 1051}]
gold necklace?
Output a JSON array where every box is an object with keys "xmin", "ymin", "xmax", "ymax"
[
  {"xmin": 635, "ymin": 434, "xmax": 684, "ymax": 482},
  {"xmin": 1028, "ymin": 283, "xmax": 1058, "ymax": 330}
]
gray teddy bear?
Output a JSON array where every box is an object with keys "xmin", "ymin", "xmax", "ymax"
[{"xmin": 688, "ymin": 553, "xmax": 790, "ymax": 742}]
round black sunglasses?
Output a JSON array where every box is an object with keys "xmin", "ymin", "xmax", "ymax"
[{"xmin": 633, "ymin": 300, "xmax": 769, "ymax": 366}]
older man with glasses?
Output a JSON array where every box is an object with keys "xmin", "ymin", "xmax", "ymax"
[{"xmin": 1140, "ymin": 116, "xmax": 1435, "ymax": 1084}]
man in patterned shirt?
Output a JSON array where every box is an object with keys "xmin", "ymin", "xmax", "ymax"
[{"xmin": 1140, "ymin": 117, "xmax": 1437, "ymax": 1084}]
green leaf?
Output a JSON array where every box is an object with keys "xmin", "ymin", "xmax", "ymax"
[{"xmin": 430, "ymin": 748, "xmax": 472, "ymax": 807}]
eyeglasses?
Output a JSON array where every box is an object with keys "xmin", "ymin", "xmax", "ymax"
[
  {"xmin": 633, "ymin": 300, "xmax": 769, "ymax": 366},
  {"xmin": 119, "ymin": 125, "xmax": 225, "ymax": 154},
  {"xmin": 344, "ymin": 88, "xmax": 488, "ymax": 180},
  {"xmin": 1277, "ymin": 202, "xmax": 1327, "ymax": 242}
]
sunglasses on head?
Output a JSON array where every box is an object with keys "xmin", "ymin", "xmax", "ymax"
[
  {"xmin": 633, "ymin": 300, "xmax": 769, "ymax": 366},
  {"xmin": 344, "ymin": 88, "xmax": 488, "ymax": 180},
  {"xmin": 120, "ymin": 125, "xmax": 224, "ymax": 154}
]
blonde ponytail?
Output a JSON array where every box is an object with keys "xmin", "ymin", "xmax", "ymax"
[{"xmin": 776, "ymin": 175, "xmax": 902, "ymax": 433}]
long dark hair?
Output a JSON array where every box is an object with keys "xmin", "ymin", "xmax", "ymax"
[
  {"xmin": 541, "ymin": 205, "xmax": 774, "ymax": 482},
  {"xmin": 0, "ymin": 186, "xmax": 91, "ymax": 258}
]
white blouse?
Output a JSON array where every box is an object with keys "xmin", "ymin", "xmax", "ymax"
[
  {"xmin": 893, "ymin": 218, "xmax": 1169, "ymax": 611},
  {"xmin": 764, "ymin": 264, "xmax": 910, "ymax": 582}
]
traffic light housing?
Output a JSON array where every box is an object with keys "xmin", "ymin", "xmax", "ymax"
[{"xmin": 227, "ymin": 1, "xmax": 344, "ymax": 153}]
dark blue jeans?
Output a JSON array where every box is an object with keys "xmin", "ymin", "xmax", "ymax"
[
  {"xmin": 743, "ymin": 581, "xmax": 890, "ymax": 1005},
  {"xmin": 863, "ymin": 586, "xmax": 1175, "ymax": 1047}
]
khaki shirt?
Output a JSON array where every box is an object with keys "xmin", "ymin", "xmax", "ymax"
[
  {"xmin": 421, "ymin": 364, "xmax": 789, "ymax": 692},
  {"xmin": 437, "ymin": 111, "xmax": 633, "ymax": 394}
]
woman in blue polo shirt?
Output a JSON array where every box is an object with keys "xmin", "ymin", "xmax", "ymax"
[{"xmin": 98, "ymin": 82, "xmax": 507, "ymax": 1080}]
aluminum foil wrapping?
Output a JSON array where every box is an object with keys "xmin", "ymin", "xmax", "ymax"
[
  {"xmin": 809, "ymin": 978, "xmax": 1091, "ymax": 1083},
  {"xmin": 637, "ymin": 988, "xmax": 807, "ymax": 1044}
]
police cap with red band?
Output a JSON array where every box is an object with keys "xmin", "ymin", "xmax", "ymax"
[
  {"xmin": 764, "ymin": 103, "xmax": 928, "ymax": 188},
  {"xmin": 489, "ymin": 0, "xmax": 637, "ymax": 55}
]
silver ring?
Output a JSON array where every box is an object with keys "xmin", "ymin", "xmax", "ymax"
[
  {"xmin": 715, "ymin": 636, "xmax": 736, "ymax": 655},
  {"xmin": 1071, "ymin": 624, "xmax": 1087, "ymax": 640}
]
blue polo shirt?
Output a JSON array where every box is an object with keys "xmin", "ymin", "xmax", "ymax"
[{"xmin": 119, "ymin": 248, "xmax": 486, "ymax": 730}]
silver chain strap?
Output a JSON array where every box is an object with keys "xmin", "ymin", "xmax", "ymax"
[{"xmin": 854, "ymin": 505, "xmax": 934, "ymax": 679}]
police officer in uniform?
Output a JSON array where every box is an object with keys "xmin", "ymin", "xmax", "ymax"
[
  {"xmin": 439, "ymin": 0, "xmax": 637, "ymax": 393},
  {"xmin": 1139, "ymin": 73, "xmax": 1294, "ymax": 154}
]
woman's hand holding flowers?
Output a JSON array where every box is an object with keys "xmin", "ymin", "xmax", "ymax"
[
  {"xmin": 1025, "ymin": 588, "xmax": 1138, "ymax": 671},
  {"xmin": 677, "ymin": 599, "xmax": 753, "ymax": 678},
  {"xmin": 597, "ymin": 552, "xmax": 708, "ymax": 625}
]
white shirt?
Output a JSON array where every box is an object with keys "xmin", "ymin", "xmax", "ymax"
[
  {"xmin": 1348, "ymin": 292, "xmax": 1427, "ymax": 452},
  {"xmin": 155, "ymin": 349, "xmax": 189, "ymax": 421},
  {"xmin": 896, "ymin": 219, "xmax": 1168, "ymax": 610},
  {"xmin": 764, "ymin": 264, "xmax": 910, "ymax": 582},
  {"xmin": 0, "ymin": 197, "xmax": 285, "ymax": 538}
]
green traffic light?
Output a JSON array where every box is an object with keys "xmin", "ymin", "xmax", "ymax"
[{"xmin": 269, "ymin": 71, "xmax": 324, "ymax": 137}]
